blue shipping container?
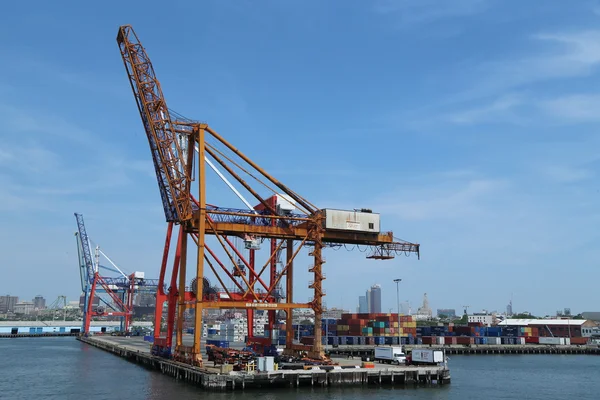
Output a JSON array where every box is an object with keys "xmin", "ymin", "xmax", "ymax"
[
  {"xmin": 29, "ymin": 327, "xmax": 36, "ymax": 334},
  {"xmin": 206, "ymin": 340, "xmax": 229, "ymax": 348},
  {"xmin": 36, "ymin": 327, "xmax": 43, "ymax": 333}
]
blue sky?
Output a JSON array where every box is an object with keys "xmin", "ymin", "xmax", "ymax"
[{"xmin": 1, "ymin": 0, "xmax": 599, "ymax": 317}]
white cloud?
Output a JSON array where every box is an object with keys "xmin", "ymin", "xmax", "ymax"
[
  {"xmin": 539, "ymin": 94, "xmax": 600, "ymax": 122},
  {"xmin": 445, "ymin": 93, "xmax": 525, "ymax": 125},
  {"xmin": 374, "ymin": 0, "xmax": 492, "ymax": 24},
  {"xmin": 374, "ymin": 177, "xmax": 508, "ymax": 221},
  {"xmin": 538, "ymin": 165, "xmax": 594, "ymax": 183},
  {"xmin": 469, "ymin": 30, "xmax": 600, "ymax": 98}
]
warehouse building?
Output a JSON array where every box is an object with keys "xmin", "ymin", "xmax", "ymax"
[
  {"xmin": 0, "ymin": 321, "xmax": 152, "ymax": 335},
  {"xmin": 498, "ymin": 319, "xmax": 597, "ymax": 338}
]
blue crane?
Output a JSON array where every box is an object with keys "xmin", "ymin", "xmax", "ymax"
[{"xmin": 74, "ymin": 213, "xmax": 161, "ymax": 333}]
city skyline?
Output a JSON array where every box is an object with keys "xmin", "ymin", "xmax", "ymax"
[{"xmin": 2, "ymin": 1, "xmax": 600, "ymax": 315}]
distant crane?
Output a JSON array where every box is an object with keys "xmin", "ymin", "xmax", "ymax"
[
  {"xmin": 45, "ymin": 295, "xmax": 67, "ymax": 321},
  {"xmin": 74, "ymin": 213, "xmax": 160, "ymax": 334},
  {"xmin": 463, "ymin": 305, "xmax": 470, "ymax": 315}
]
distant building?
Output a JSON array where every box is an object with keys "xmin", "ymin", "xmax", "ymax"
[
  {"xmin": 33, "ymin": 295, "xmax": 46, "ymax": 310},
  {"xmin": 400, "ymin": 301, "xmax": 411, "ymax": 315},
  {"xmin": 369, "ymin": 285, "xmax": 382, "ymax": 313},
  {"xmin": 498, "ymin": 319, "xmax": 597, "ymax": 338},
  {"xmin": 358, "ymin": 296, "xmax": 368, "ymax": 313},
  {"xmin": 14, "ymin": 301, "xmax": 35, "ymax": 315},
  {"xmin": 366, "ymin": 288, "xmax": 371, "ymax": 313},
  {"xmin": 468, "ymin": 313, "xmax": 494, "ymax": 326},
  {"xmin": 323, "ymin": 307, "xmax": 347, "ymax": 320},
  {"xmin": 506, "ymin": 300, "xmax": 513, "ymax": 316},
  {"xmin": 135, "ymin": 292, "xmax": 156, "ymax": 307},
  {"xmin": 581, "ymin": 326, "xmax": 600, "ymax": 338},
  {"xmin": 0, "ymin": 295, "xmax": 18, "ymax": 313},
  {"xmin": 79, "ymin": 294, "xmax": 100, "ymax": 311},
  {"xmin": 437, "ymin": 309, "xmax": 456, "ymax": 318},
  {"xmin": 414, "ymin": 293, "xmax": 433, "ymax": 320}
]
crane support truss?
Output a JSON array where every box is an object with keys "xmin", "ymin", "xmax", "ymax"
[
  {"xmin": 117, "ymin": 25, "xmax": 193, "ymax": 223},
  {"xmin": 117, "ymin": 25, "xmax": 420, "ymax": 367}
]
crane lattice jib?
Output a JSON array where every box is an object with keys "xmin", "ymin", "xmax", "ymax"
[
  {"xmin": 117, "ymin": 25, "xmax": 193, "ymax": 223},
  {"xmin": 74, "ymin": 213, "xmax": 95, "ymax": 284}
]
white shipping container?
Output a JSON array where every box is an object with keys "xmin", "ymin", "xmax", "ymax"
[
  {"xmin": 322, "ymin": 209, "xmax": 380, "ymax": 233},
  {"xmin": 411, "ymin": 349, "xmax": 444, "ymax": 364},
  {"xmin": 516, "ymin": 337, "xmax": 525, "ymax": 345},
  {"xmin": 488, "ymin": 337, "xmax": 501, "ymax": 345},
  {"xmin": 564, "ymin": 338, "xmax": 571, "ymax": 345},
  {"xmin": 539, "ymin": 337, "xmax": 562, "ymax": 345},
  {"xmin": 265, "ymin": 356, "xmax": 275, "ymax": 371},
  {"xmin": 436, "ymin": 337, "xmax": 445, "ymax": 345}
]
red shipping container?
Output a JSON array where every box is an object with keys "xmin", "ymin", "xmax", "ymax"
[
  {"xmin": 444, "ymin": 337, "xmax": 457, "ymax": 345},
  {"xmin": 422, "ymin": 336, "xmax": 434, "ymax": 345},
  {"xmin": 525, "ymin": 336, "xmax": 539, "ymax": 344},
  {"xmin": 456, "ymin": 337, "xmax": 474, "ymax": 345},
  {"xmin": 570, "ymin": 337, "xmax": 588, "ymax": 345}
]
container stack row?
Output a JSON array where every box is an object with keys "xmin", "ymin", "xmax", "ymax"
[{"xmin": 335, "ymin": 313, "xmax": 417, "ymax": 337}]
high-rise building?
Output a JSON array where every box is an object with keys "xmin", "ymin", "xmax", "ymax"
[
  {"xmin": 506, "ymin": 300, "xmax": 513, "ymax": 316},
  {"xmin": 33, "ymin": 295, "xmax": 46, "ymax": 310},
  {"xmin": 369, "ymin": 284, "xmax": 382, "ymax": 313},
  {"xmin": 0, "ymin": 295, "xmax": 18, "ymax": 313},
  {"xmin": 358, "ymin": 296, "xmax": 368, "ymax": 313},
  {"xmin": 366, "ymin": 288, "xmax": 371, "ymax": 313}
]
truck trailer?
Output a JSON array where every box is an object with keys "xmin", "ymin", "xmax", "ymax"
[
  {"xmin": 374, "ymin": 346, "xmax": 406, "ymax": 365},
  {"xmin": 410, "ymin": 349, "xmax": 445, "ymax": 365}
]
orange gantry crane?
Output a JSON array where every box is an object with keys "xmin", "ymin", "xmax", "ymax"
[{"xmin": 116, "ymin": 24, "xmax": 420, "ymax": 366}]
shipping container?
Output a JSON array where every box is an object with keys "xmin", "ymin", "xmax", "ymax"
[
  {"xmin": 525, "ymin": 336, "xmax": 539, "ymax": 344},
  {"xmin": 570, "ymin": 337, "xmax": 588, "ymax": 345},
  {"xmin": 206, "ymin": 339, "xmax": 229, "ymax": 348},
  {"xmin": 456, "ymin": 336, "xmax": 474, "ymax": 345},
  {"xmin": 538, "ymin": 337, "xmax": 562, "ymax": 345},
  {"xmin": 322, "ymin": 209, "xmax": 380, "ymax": 233},
  {"xmin": 411, "ymin": 349, "xmax": 444, "ymax": 364},
  {"xmin": 501, "ymin": 337, "xmax": 516, "ymax": 345},
  {"xmin": 515, "ymin": 337, "xmax": 525, "ymax": 345},
  {"xmin": 487, "ymin": 337, "xmax": 502, "ymax": 345},
  {"xmin": 421, "ymin": 336, "xmax": 434, "ymax": 345}
]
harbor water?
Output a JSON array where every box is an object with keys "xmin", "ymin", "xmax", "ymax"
[{"xmin": 1, "ymin": 337, "xmax": 599, "ymax": 399}]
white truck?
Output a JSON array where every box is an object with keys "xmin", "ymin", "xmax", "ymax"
[
  {"xmin": 410, "ymin": 349, "xmax": 445, "ymax": 365},
  {"xmin": 374, "ymin": 346, "xmax": 406, "ymax": 365}
]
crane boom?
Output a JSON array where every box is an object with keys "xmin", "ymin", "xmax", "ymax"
[
  {"xmin": 74, "ymin": 213, "xmax": 95, "ymax": 285},
  {"xmin": 117, "ymin": 25, "xmax": 193, "ymax": 222}
]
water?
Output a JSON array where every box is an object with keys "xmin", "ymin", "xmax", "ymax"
[{"xmin": 1, "ymin": 337, "xmax": 599, "ymax": 399}]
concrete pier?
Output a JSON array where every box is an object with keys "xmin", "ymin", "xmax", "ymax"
[
  {"xmin": 77, "ymin": 336, "xmax": 450, "ymax": 391},
  {"xmin": 326, "ymin": 344, "xmax": 600, "ymax": 358},
  {"xmin": 0, "ymin": 332, "xmax": 79, "ymax": 338}
]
